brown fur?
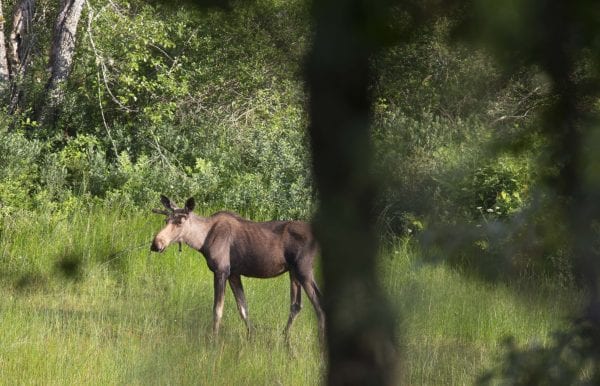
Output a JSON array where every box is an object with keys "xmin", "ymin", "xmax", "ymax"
[{"xmin": 150, "ymin": 196, "xmax": 325, "ymax": 341}]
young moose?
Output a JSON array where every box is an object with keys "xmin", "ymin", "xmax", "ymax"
[{"xmin": 150, "ymin": 195, "xmax": 325, "ymax": 342}]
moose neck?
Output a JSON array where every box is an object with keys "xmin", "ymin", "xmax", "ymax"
[{"xmin": 181, "ymin": 213, "xmax": 211, "ymax": 251}]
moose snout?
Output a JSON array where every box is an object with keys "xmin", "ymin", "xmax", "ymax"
[{"xmin": 150, "ymin": 238, "xmax": 165, "ymax": 253}]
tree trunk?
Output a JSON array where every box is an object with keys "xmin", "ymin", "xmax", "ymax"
[
  {"xmin": 307, "ymin": 0, "xmax": 399, "ymax": 384},
  {"xmin": 538, "ymin": 0, "xmax": 600, "ymax": 322},
  {"xmin": 0, "ymin": 1, "xmax": 9, "ymax": 91},
  {"xmin": 8, "ymin": 0, "xmax": 34, "ymax": 75},
  {"xmin": 6, "ymin": 0, "xmax": 34, "ymax": 111},
  {"xmin": 39, "ymin": 0, "xmax": 84, "ymax": 125}
]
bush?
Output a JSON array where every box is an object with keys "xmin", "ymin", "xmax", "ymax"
[
  {"xmin": 455, "ymin": 156, "xmax": 530, "ymax": 221},
  {"xmin": 0, "ymin": 1, "xmax": 314, "ymax": 220},
  {"xmin": 0, "ymin": 124, "xmax": 42, "ymax": 214}
]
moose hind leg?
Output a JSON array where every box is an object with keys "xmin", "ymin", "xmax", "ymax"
[
  {"xmin": 301, "ymin": 276, "xmax": 326, "ymax": 344},
  {"xmin": 283, "ymin": 273, "xmax": 302, "ymax": 340},
  {"xmin": 228, "ymin": 275, "xmax": 251, "ymax": 336}
]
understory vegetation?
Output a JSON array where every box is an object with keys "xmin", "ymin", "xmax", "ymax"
[
  {"xmin": 1, "ymin": 0, "xmax": 562, "ymax": 278},
  {"xmin": 1, "ymin": 1, "xmax": 541, "ymax": 223}
]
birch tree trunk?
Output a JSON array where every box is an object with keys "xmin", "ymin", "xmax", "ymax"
[
  {"xmin": 39, "ymin": 0, "xmax": 84, "ymax": 125},
  {"xmin": 0, "ymin": 1, "xmax": 9, "ymax": 92}
]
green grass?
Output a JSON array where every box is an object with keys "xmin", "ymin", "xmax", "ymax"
[
  {"xmin": 382, "ymin": 240, "xmax": 581, "ymax": 384},
  {"xmin": 0, "ymin": 206, "xmax": 583, "ymax": 384}
]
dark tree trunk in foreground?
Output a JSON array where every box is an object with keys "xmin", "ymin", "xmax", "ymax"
[
  {"xmin": 537, "ymin": 0, "xmax": 600, "ymax": 326},
  {"xmin": 307, "ymin": 0, "xmax": 398, "ymax": 384},
  {"xmin": 39, "ymin": 0, "xmax": 84, "ymax": 125}
]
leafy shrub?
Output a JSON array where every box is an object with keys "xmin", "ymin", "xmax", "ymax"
[
  {"xmin": 58, "ymin": 134, "xmax": 109, "ymax": 197},
  {"xmin": 457, "ymin": 156, "xmax": 530, "ymax": 220},
  {"xmin": 373, "ymin": 110, "xmax": 478, "ymax": 218},
  {"xmin": 0, "ymin": 124, "xmax": 41, "ymax": 214}
]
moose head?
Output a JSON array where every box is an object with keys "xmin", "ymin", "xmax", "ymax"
[{"xmin": 150, "ymin": 195, "xmax": 196, "ymax": 252}]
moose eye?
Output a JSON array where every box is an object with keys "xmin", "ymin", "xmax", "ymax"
[{"xmin": 170, "ymin": 215, "xmax": 187, "ymax": 225}]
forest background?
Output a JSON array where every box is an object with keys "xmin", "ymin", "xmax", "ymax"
[
  {"xmin": 0, "ymin": 0, "xmax": 544, "ymax": 225},
  {"xmin": 0, "ymin": 0, "xmax": 599, "ymax": 384}
]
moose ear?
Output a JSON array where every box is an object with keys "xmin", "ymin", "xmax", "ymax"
[
  {"xmin": 160, "ymin": 195, "xmax": 173, "ymax": 210},
  {"xmin": 184, "ymin": 197, "xmax": 195, "ymax": 213}
]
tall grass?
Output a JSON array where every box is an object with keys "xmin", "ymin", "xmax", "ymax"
[
  {"xmin": 383, "ymin": 240, "xmax": 581, "ymax": 384},
  {"xmin": 0, "ymin": 206, "xmax": 582, "ymax": 384}
]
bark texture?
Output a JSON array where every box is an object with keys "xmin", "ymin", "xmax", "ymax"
[
  {"xmin": 7, "ymin": 0, "xmax": 34, "ymax": 109},
  {"xmin": 0, "ymin": 1, "xmax": 9, "ymax": 88},
  {"xmin": 8, "ymin": 0, "xmax": 34, "ymax": 75},
  {"xmin": 39, "ymin": 0, "xmax": 84, "ymax": 124}
]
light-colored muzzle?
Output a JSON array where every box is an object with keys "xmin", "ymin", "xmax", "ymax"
[{"xmin": 150, "ymin": 237, "xmax": 166, "ymax": 252}]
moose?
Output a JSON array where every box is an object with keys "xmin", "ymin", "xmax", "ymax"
[{"xmin": 150, "ymin": 195, "xmax": 325, "ymax": 342}]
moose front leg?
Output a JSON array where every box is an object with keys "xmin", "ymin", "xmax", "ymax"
[{"xmin": 212, "ymin": 271, "xmax": 228, "ymax": 336}]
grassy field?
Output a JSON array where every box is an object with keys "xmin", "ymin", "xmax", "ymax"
[{"xmin": 0, "ymin": 205, "xmax": 583, "ymax": 385}]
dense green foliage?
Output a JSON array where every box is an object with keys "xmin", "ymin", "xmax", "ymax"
[
  {"xmin": 2, "ymin": 0, "xmax": 312, "ymax": 219},
  {"xmin": 1, "ymin": 1, "xmax": 543, "ymax": 225}
]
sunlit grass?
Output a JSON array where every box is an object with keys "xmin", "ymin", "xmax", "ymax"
[{"xmin": 0, "ymin": 206, "xmax": 582, "ymax": 384}]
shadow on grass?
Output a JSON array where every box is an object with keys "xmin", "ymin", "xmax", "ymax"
[
  {"xmin": 13, "ymin": 272, "xmax": 49, "ymax": 293},
  {"xmin": 54, "ymin": 253, "xmax": 84, "ymax": 281}
]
